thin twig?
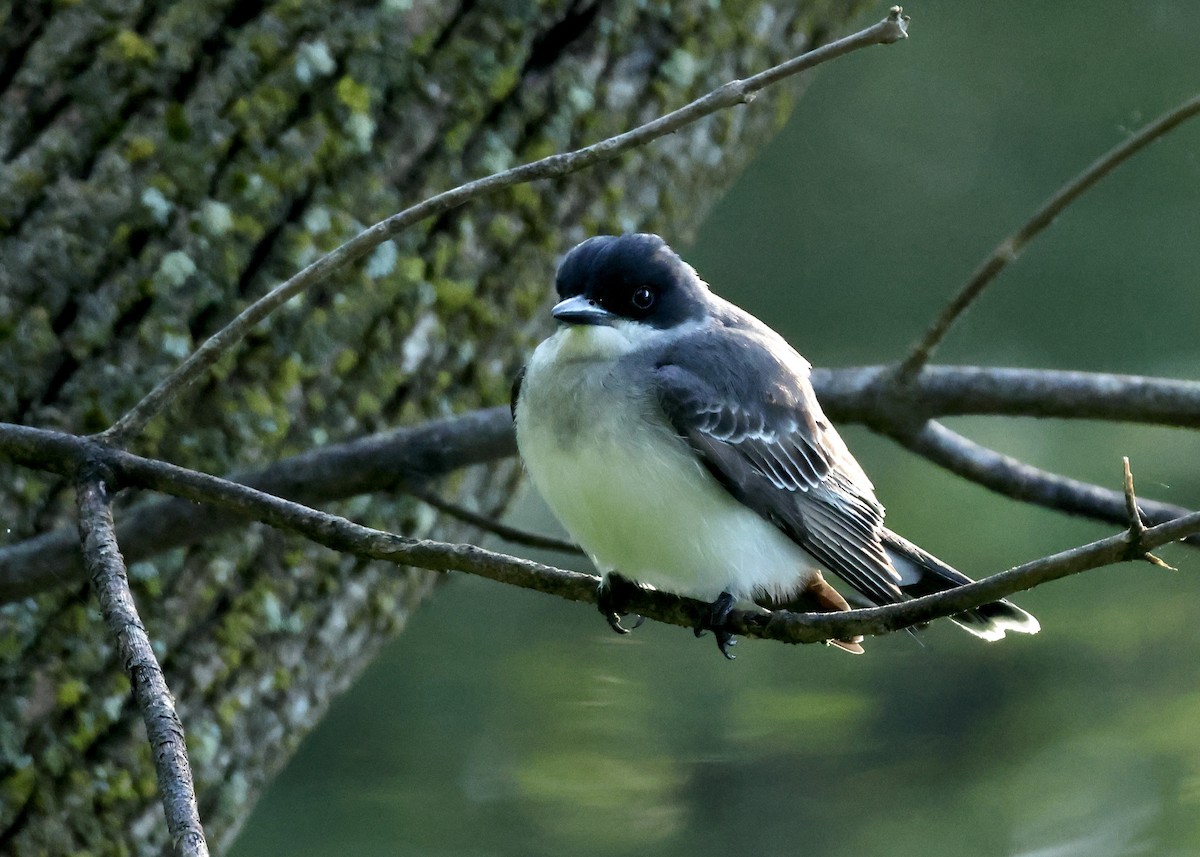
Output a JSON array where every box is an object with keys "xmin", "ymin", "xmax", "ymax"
[
  {"xmin": 1121, "ymin": 456, "xmax": 1176, "ymax": 570},
  {"xmin": 754, "ymin": 505, "xmax": 1199, "ymax": 642},
  {"xmin": 898, "ymin": 91, "xmax": 1200, "ymax": 378},
  {"xmin": 407, "ymin": 487, "xmax": 583, "ymax": 555},
  {"xmin": 76, "ymin": 466, "xmax": 208, "ymax": 857},
  {"xmin": 1122, "ymin": 456, "xmax": 1143, "ymax": 533},
  {"xmin": 98, "ymin": 8, "xmax": 910, "ymax": 447}
]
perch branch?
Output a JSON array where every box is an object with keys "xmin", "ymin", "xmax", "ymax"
[
  {"xmin": 6, "ymin": 425, "xmax": 1199, "ymax": 648},
  {"xmin": 99, "ymin": 8, "xmax": 910, "ymax": 447},
  {"xmin": 898, "ymin": 91, "xmax": 1200, "ymax": 377},
  {"xmin": 76, "ymin": 466, "xmax": 208, "ymax": 857},
  {"xmin": 756, "ymin": 501, "xmax": 1198, "ymax": 642}
]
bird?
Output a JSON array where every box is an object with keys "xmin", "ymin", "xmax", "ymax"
[{"xmin": 511, "ymin": 233, "xmax": 1039, "ymax": 657}]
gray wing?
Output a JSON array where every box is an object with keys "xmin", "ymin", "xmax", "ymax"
[{"xmin": 653, "ymin": 342, "xmax": 904, "ymax": 608}]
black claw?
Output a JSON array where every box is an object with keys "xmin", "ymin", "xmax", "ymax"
[
  {"xmin": 597, "ymin": 573, "xmax": 643, "ymax": 636},
  {"xmin": 715, "ymin": 631, "xmax": 737, "ymax": 660},
  {"xmin": 694, "ymin": 591, "xmax": 738, "ymax": 659},
  {"xmin": 605, "ymin": 612, "xmax": 633, "ymax": 635}
]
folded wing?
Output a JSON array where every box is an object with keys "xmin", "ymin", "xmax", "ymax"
[{"xmin": 653, "ymin": 329, "xmax": 905, "ymax": 608}]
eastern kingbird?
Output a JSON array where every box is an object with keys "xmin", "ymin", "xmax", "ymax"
[{"xmin": 512, "ymin": 233, "xmax": 1039, "ymax": 657}]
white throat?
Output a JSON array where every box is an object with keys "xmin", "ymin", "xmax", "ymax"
[{"xmin": 541, "ymin": 318, "xmax": 678, "ymax": 363}]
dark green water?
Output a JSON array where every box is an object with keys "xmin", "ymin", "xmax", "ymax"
[{"xmin": 232, "ymin": 2, "xmax": 1200, "ymax": 854}]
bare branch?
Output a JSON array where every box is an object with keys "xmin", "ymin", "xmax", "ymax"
[
  {"xmin": 898, "ymin": 91, "xmax": 1200, "ymax": 377},
  {"xmin": 812, "ymin": 365, "xmax": 1200, "ymax": 428},
  {"xmin": 98, "ymin": 8, "xmax": 910, "ymax": 447},
  {"xmin": 755, "ymin": 505, "xmax": 1199, "ymax": 642},
  {"xmin": 2, "ymin": 420, "xmax": 585, "ymax": 603},
  {"xmin": 60, "ymin": 426, "xmax": 1200, "ymax": 648},
  {"xmin": 0, "ymin": 420, "xmax": 1190, "ymax": 649},
  {"xmin": 0, "ymin": 408, "xmax": 514, "ymax": 601},
  {"xmin": 898, "ymin": 420, "xmax": 1200, "ymax": 547},
  {"xmin": 76, "ymin": 467, "xmax": 208, "ymax": 857}
]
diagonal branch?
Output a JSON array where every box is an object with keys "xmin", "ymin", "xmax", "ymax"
[
  {"xmin": 1, "ymin": 423, "xmax": 1193, "ymax": 650},
  {"xmin": 0, "ymin": 408, "xmax": 515, "ymax": 601},
  {"xmin": 896, "ymin": 420, "xmax": 1200, "ymax": 546},
  {"xmin": 754, "ymin": 502, "xmax": 1198, "ymax": 642},
  {"xmin": 99, "ymin": 7, "xmax": 911, "ymax": 447},
  {"xmin": 898, "ymin": 90, "xmax": 1200, "ymax": 377},
  {"xmin": 60, "ymin": 429, "xmax": 1200, "ymax": 648},
  {"xmin": 76, "ymin": 465, "xmax": 209, "ymax": 857}
]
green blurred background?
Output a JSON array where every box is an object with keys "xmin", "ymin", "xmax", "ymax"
[{"xmin": 232, "ymin": 2, "xmax": 1200, "ymax": 855}]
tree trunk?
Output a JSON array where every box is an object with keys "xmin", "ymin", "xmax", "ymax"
[{"xmin": 0, "ymin": 0, "xmax": 866, "ymax": 852}]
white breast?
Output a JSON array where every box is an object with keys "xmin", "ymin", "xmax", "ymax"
[{"xmin": 515, "ymin": 326, "xmax": 819, "ymax": 604}]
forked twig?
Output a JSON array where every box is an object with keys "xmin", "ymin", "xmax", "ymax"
[{"xmin": 1122, "ymin": 456, "xmax": 1176, "ymax": 570}]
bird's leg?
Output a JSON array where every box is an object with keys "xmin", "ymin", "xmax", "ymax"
[
  {"xmin": 693, "ymin": 591, "xmax": 738, "ymax": 659},
  {"xmin": 597, "ymin": 572, "xmax": 645, "ymax": 635},
  {"xmin": 802, "ymin": 573, "xmax": 865, "ymax": 655}
]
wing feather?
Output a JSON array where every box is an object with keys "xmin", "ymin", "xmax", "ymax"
[{"xmin": 653, "ymin": 338, "xmax": 903, "ymax": 608}]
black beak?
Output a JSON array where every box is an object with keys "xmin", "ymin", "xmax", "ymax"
[{"xmin": 551, "ymin": 295, "xmax": 615, "ymax": 326}]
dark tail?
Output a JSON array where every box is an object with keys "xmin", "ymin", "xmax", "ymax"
[{"xmin": 881, "ymin": 529, "xmax": 1040, "ymax": 641}]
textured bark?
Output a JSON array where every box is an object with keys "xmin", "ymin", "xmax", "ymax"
[{"xmin": 0, "ymin": 1, "xmax": 865, "ymax": 853}]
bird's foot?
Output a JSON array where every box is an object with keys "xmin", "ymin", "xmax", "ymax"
[
  {"xmin": 693, "ymin": 591, "xmax": 737, "ymax": 659},
  {"xmin": 597, "ymin": 573, "xmax": 645, "ymax": 635}
]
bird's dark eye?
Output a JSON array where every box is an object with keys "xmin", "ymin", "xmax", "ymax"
[{"xmin": 631, "ymin": 287, "xmax": 655, "ymax": 310}]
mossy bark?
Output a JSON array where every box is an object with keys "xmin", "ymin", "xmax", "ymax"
[{"xmin": 0, "ymin": 0, "xmax": 865, "ymax": 852}]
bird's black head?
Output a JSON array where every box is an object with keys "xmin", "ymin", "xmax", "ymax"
[{"xmin": 552, "ymin": 233, "xmax": 710, "ymax": 329}]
